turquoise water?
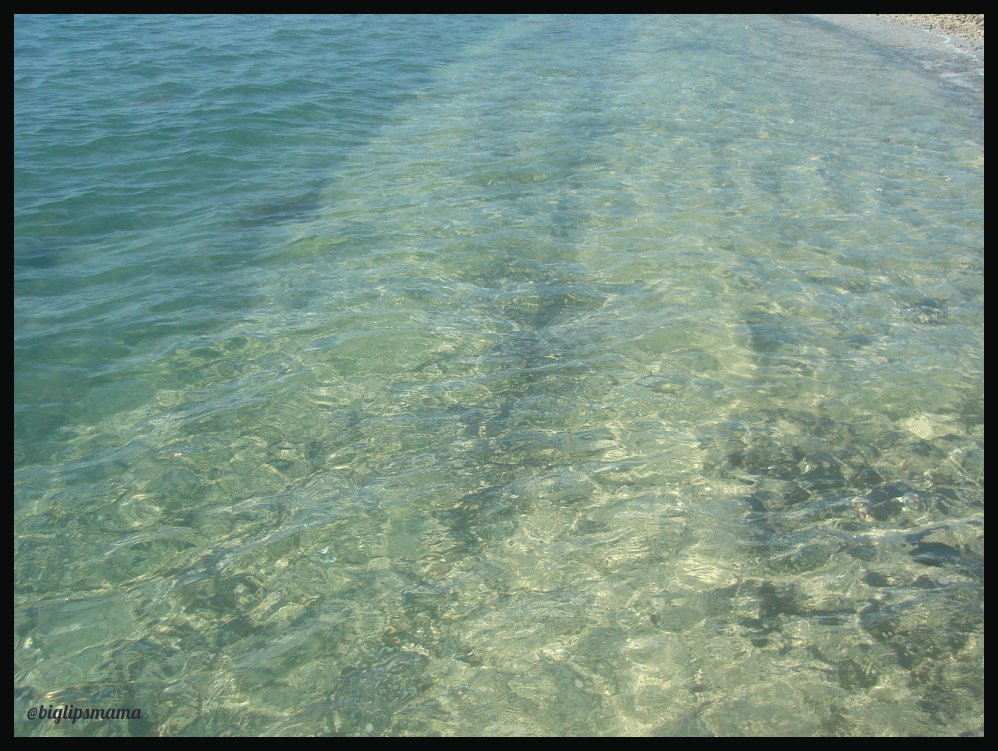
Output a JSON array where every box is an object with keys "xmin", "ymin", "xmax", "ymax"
[{"xmin": 14, "ymin": 14, "xmax": 983, "ymax": 736}]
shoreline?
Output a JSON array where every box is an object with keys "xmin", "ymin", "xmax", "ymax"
[
  {"xmin": 811, "ymin": 14, "xmax": 984, "ymax": 97},
  {"xmin": 873, "ymin": 13, "xmax": 984, "ymax": 50}
]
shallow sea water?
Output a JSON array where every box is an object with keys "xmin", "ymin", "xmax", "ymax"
[{"xmin": 14, "ymin": 15, "xmax": 983, "ymax": 736}]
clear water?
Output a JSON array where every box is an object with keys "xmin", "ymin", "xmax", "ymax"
[{"xmin": 14, "ymin": 14, "xmax": 983, "ymax": 737}]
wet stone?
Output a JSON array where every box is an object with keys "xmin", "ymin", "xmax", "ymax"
[
  {"xmin": 743, "ymin": 492, "xmax": 770, "ymax": 513},
  {"xmin": 756, "ymin": 581, "xmax": 802, "ymax": 620},
  {"xmin": 836, "ymin": 658, "xmax": 879, "ymax": 690},
  {"xmin": 766, "ymin": 542, "xmax": 835, "ymax": 573},
  {"xmin": 863, "ymin": 571, "xmax": 895, "ymax": 588},
  {"xmin": 782, "ymin": 482, "xmax": 811, "ymax": 506},
  {"xmin": 845, "ymin": 539, "xmax": 879, "ymax": 562},
  {"xmin": 909, "ymin": 541, "xmax": 963, "ymax": 567},
  {"xmin": 851, "ymin": 465, "xmax": 885, "ymax": 490},
  {"xmin": 910, "ymin": 440, "xmax": 940, "ymax": 457},
  {"xmin": 799, "ymin": 452, "xmax": 846, "ymax": 491},
  {"xmin": 866, "ymin": 496, "xmax": 904, "ymax": 521},
  {"xmin": 650, "ymin": 605, "xmax": 705, "ymax": 632},
  {"xmin": 859, "ymin": 601, "xmax": 900, "ymax": 640}
]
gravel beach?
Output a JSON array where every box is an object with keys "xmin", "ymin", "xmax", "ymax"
[{"xmin": 874, "ymin": 14, "xmax": 984, "ymax": 48}]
